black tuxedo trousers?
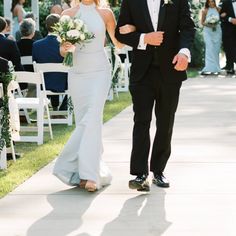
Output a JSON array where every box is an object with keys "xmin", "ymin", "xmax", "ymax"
[{"xmin": 129, "ymin": 64, "xmax": 181, "ymax": 175}]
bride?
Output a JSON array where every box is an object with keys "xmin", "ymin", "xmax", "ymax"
[{"xmin": 53, "ymin": 0, "xmax": 135, "ymax": 192}]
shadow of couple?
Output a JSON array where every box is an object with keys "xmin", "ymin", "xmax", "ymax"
[{"xmin": 27, "ymin": 187, "xmax": 171, "ymax": 236}]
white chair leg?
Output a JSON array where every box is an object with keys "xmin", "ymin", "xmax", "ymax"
[
  {"xmin": 23, "ymin": 108, "xmax": 31, "ymax": 124},
  {"xmin": 45, "ymin": 104, "xmax": 53, "ymax": 140},
  {"xmin": 68, "ymin": 110, "xmax": 73, "ymax": 126},
  {"xmin": 10, "ymin": 140, "xmax": 16, "ymax": 162},
  {"xmin": 37, "ymin": 107, "xmax": 44, "ymax": 145},
  {"xmin": 0, "ymin": 146, "xmax": 7, "ymax": 169}
]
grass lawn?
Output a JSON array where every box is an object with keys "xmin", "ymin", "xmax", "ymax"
[
  {"xmin": 0, "ymin": 92, "xmax": 131, "ymax": 198},
  {"xmin": 187, "ymin": 67, "xmax": 200, "ymax": 78}
]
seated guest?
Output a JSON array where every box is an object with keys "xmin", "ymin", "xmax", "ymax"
[
  {"xmin": 15, "ymin": 13, "xmax": 43, "ymax": 41},
  {"xmin": 3, "ymin": 18, "xmax": 15, "ymax": 41},
  {"xmin": 17, "ymin": 18, "xmax": 35, "ymax": 72},
  {"xmin": 0, "ymin": 56, "xmax": 9, "ymax": 75},
  {"xmin": 0, "ymin": 17, "xmax": 23, "ymax": 72},
  {"xmin": 32, "ymin": 14, "xmax": 68, "ymax": 111}
]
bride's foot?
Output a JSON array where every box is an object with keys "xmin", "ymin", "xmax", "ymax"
[
  {"xmin": 79, "ymin": 179, "xmax": 87, "ymax": 189},
  {"xmin": 85, "ymin": 180, "xmax": 97, "ymax": 192}
]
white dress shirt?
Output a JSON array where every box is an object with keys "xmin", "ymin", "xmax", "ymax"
[
  {"xmin": 228, "ymin": 1, "xmax": 236, "ymax": 22},
  {"xmin": 233, "ymin": 1, "xmax": 236, "ymax": 17},
  {"xmin": 137, "ymin": 0, "xmax": 191, "ymax": 61}
]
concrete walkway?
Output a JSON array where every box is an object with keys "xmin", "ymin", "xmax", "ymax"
[{"xmin": 0, "ymin": 77, "xmax": 236, "ymax": 236}]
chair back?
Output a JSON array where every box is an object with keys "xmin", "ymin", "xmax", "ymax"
[
  {"xmin": 13, "ymin": 71, "xmax": 46, "ymax": 99},
  {"xmin": 21, "ymin": 56, "xmax": 33, "ymax": 66},
  {"xmin": 33, "ymin": 62, "xmax": 69, "ymax": 73}
]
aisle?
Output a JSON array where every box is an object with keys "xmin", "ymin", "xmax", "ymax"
[{"xmin": 0, "ymin": 77, "xmax": 236, "ymax": 236}]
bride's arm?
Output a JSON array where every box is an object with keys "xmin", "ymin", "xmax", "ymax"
[{"xmin": 101, "ymin": 8, "xmax": 135, "ymax": 49}]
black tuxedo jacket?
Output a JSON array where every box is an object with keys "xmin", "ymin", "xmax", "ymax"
[
  {"xmin": 17, "ymin": 38, "xmax": 34, "ymax": 72},
  {"xmin": 0, "ymin": 56, "xmax": 9, "ymax": 74},
  {"xmin": 220, "ymin": 0, "xmax": 236, "ymax": 30},
  {"xmin": 115, "ymin": 0, "xmax": 195, "ymax": 83},
  {"xmin": 0, "ymin": 34, "xmax": 23, "ymax": 71}
]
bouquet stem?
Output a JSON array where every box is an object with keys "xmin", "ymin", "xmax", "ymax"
[{"xmin": 63, "ymin": 52, "xmax": 73, "ymax": 67}]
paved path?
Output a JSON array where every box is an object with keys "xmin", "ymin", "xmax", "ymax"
[{"xmin": 0, "ymin": 77, "xmax": 236, "ymax": 236}]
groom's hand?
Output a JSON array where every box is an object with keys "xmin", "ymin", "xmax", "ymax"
[
  {"xmin": 144, "ymin": 32, "xmax": 164, "ymax": 46},
  {"xmin": 172, "ymin": 53, "xmax": 189, "ymax": 71}
]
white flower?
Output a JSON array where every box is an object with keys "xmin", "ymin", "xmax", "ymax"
[
  {"xmin": 60, "ymin": 15, "xmax": 71, "ymax": 23},
  {"xmin": 80, "ymin": 33, "xmax": 85, "ymax": 41},
  {"xmin": 69, "ymin": 20, "xmax": 74, "ymax": 28},
  {"xmin": 57, "ymin": 36, "xmax": 62, "ymax": 43},
  {"xmin": 67, "ymin": 29, "xmax": 80, "ymax": 38},
  {"xmin": 74, "ymin": 19, "xmax": 84, "ymax": 30}
]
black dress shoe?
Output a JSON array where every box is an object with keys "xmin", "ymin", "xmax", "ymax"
[
  {"xmin": 226, "ymin": 69, "xmax": 235, "ymax": 75},
  {"xmin": 221, "ymin": 66, "xmax": 230, "ymax": 70},
  {"xmin": 153, "ymin": 173, "xmax": 170, "ymax": 188},
  {"xmin": 129, "ymin": 174, "xmax": 150, "ymax": 192}
]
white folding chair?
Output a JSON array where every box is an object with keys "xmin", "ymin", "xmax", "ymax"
[
  {"xmin": 117, "ymin": 45, "xmax": 132, "ymax": 92},
  {"xmin": 12, "ymin": 56, "xmax": 34, "ymax": 124},
  {"xmin": 105, "ymin": 46, "xmax": 122, "ymax": 101},
  {"xmin": 33, "ymin": 62, "xmax": 73, "ymax": 126},
  {"xmin": 8, "ymin": 71, "xmax": 53, "ymax": 145},
  {"xmin": 21, "ymin": 56, "xmax": 33, "ymax": 66}
]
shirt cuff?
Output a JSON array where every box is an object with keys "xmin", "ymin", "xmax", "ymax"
[
  {"xmin": 228, "ymin": 17, "xmax": 232, "ymax": 23},
  {"xmin": 137, "ymin": 34, "xmax": 147, "ymax": 50},
  {"xmin": 179, "ymin": 48, "xmax": 191, "ymax": 63}
]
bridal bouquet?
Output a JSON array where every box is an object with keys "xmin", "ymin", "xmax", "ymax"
[
  {"xmin": 53, "ymin": 15, "xmax": 95, "ymax": 66},
  {"xmin": 205, "ymin": 14, "xmax": 220, "ymax": 31}
]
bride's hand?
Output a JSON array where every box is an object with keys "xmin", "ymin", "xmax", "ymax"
[
  {"xmin": 119, "ymin": 24, "xmax": 136, "ymax": 34},
  {"xmin": 61, "ymin": 42, "xmax": 75, "ymax": 52},
  {"xmin": 60, "ymin": 42, "xmax": 76, "ymax": 57}
]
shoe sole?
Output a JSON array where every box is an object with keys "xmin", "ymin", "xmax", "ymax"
[
  {"xmin": 152, "ymin": 179, "xmax": 170, "ymax": 188},
  {"xmin": 129, "ymin": 181, "xmax": 150, "ymax": 192}
]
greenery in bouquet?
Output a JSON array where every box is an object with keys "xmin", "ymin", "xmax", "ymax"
[
  {"xmin": 53, "ymin": 15, "xmax": 95, "ymax": 67},
  {"xmin": 205, "ymin": 14, "xmax": 220, "ymax": 31}
]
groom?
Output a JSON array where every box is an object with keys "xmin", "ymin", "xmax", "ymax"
[{"xmin": 115, "ymin": 0, "xmax": 195, "ymax": 191}]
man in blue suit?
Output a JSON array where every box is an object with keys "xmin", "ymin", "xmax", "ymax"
[
  {"xmin": 0, "ymin": 17, "xmax": 23, "ymax": 72},
  {"xmin": 32, "ymin": 14, "xmax": 68, "ymax": 110}
]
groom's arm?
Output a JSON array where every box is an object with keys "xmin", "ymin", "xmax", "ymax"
[
  {"xmin": 115, "ymin": 0, "xmax": 141, "ymax": 48},
  {"xmin": 178, "ymin": 0, "xmax": 196, "ymax": 51}
]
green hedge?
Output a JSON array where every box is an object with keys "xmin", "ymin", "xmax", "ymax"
[
  {"xmin": 0, "ymin": 0, "xmax": 3, "ymax": 16},
  {"xmin": 190, "ymin": 0, "xmax": 205, "ymax": 68},
  {"xmin": 39, "ymin": 1, "xmax": 52, "ymax": 36}
]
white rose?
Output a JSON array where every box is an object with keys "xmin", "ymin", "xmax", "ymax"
[
  {"xmin": 67, "ymin": 29, "xmax": 80, "ymax": 38},
  {"xmin": 80, "ymin": 33, "xmax": 85, "ymax": 41},
  {"xmin": 68, "ymin": 20, "xmax": 74, "ymax": 28},
  {"xmin": 60, "ymin": 15, "xmax": 71, "ymax": 23},
  {"xmin": 74, "ymin": 19, "xmax": 84, "ymax": 30}
]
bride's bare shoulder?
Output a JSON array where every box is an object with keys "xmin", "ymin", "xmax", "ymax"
[
  {"xmin": 61, "ymin": 6, "xmax": 80, "ymax": 17},
  {"xmin": 97, "ymin": 7, "xmax": 114, "ymax": 20}
]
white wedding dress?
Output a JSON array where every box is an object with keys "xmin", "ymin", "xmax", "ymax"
[{"xmin": 53, "ymin": 3, "xmax": 112, "ymax": 189}]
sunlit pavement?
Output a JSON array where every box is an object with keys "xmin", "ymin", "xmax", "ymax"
[{"xmin": 0, "ymin": 76, "xmax": 236, "ymax": 236}]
